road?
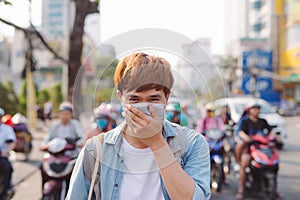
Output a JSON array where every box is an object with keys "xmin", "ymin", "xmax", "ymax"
[{"xmin": 10, "ymin": 116, "xmax": 300, "ymax": 200}]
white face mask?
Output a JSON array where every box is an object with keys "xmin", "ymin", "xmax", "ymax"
[{"xmin": 129, "ymin": 102, "xmax": 166, "ymax": 121}]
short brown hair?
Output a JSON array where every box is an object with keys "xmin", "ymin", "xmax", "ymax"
[{"xmin": 114, "ymin": 52, "xmax": 174, "ymax": 94}]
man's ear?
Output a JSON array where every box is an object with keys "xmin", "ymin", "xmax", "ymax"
[
  {"xmin": 165, "ymin": 92, "xmax": 170, "ymax": 103},
  {"xmin": 117, "ymin": 90, "xmax": 122, "ymax": 101}
]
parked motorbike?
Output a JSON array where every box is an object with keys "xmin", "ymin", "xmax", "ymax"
[
  {"xmin": 205, "ymin": 129, "xmax": 225, "ymax": 192},
  {"xmin": 40, "ymin": 137, "xmax": 79, "ymax": 200},
  {"xmin": 244, "ymin": 132, "xmax": 280, "ymax": 200}
]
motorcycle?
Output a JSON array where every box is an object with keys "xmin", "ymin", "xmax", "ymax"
[
  {"xmin": 40, "ymin": 137, "xmax": 79, "ymax": 200},
  {"xmin": 205, "ymin": 129, "xmax": 225, "ymax": 192},
  {"xmin": 244, "ymin": 132, "xmax": 280, "ymax": 200}
]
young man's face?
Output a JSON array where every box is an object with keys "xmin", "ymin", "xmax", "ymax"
[{"xmin": 118, "ymin": 88, "xmax": 169, "ymax": 105}]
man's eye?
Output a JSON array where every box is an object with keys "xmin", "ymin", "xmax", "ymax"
[
  {"xmin": 129, "ymin": 98, "xmax": 138, "ymax": 102},
  {"xmin": 150, "ymin": 98, "xmax": 160, "ymax": 102}
]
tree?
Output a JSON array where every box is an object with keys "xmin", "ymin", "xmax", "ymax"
[
  {"xmin": 0, "ymin": 81, "xmax": 20, "ymax": 114},
  {"xmin": 0, "ymin": 0, "xmax": 100, "ymax": 119},
  {"xmin": 68, "ymin": 0, "xmax": 99, "ymax": 118}
]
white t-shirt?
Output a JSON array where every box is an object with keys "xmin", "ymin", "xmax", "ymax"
[{"xmin": 118, "ymin": 137, "xmax": 165, "ymax": 200}]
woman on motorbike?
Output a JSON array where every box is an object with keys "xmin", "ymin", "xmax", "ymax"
[{"xmin": 84, "ymin": 103, "xmax": 116, "ymax": 144}]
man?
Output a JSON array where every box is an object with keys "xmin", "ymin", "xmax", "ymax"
[
  {"xmin": 41, "ymin": 101, "xmax": 83, "ymax": 147},
  {"xmin": 235, "ymin": 103, "xmax": 281, "ymax": 199},
  {"xmin": 0, "ymin": 108, "xmax": 16, "ymax": 200},
  {"xmin": 66, "ymin": 52, "xmax": 211, "ymax": 199}
]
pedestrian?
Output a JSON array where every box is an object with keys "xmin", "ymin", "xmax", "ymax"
[
  {"xmin": 66, "ymin": 52, "xmax": 211, "ymax": 200},
  {"xmin": 0, "ymin": 108, "xmax": 16, "ymax": 200},
  {"xmin": 43, "ymin": 99, "xmax": 53, "ymax": 127}
]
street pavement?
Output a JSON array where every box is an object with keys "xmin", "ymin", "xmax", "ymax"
[{"xmin": 9, "ymin": 116, "xmax": 300, "ymax": 200}]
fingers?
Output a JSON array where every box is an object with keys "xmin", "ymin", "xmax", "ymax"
[
  {"xmin": 148, "ymin": 103, "xmax": 160, "ymax": 120},
  {"xmin": 123, "ymin": 106, "xmax": 150, "ymax": 126}
]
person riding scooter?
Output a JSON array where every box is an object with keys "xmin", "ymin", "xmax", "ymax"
[
  {"xmin": 0, "ymin": 108, "xmax": 16, "ymax": 200},
  {"xmin": 235, "ymin": 102, "xmax": 282, "ymax": 199},
  {"xmin": 40, "ymin": 102, "xmax": 83, "ymax": 198}
]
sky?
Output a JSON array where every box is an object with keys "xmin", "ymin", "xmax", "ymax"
[{"xmin": 0, "ymin": 0, "xmax": 225, "ymax": 55}]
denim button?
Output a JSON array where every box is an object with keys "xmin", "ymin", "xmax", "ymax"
[{"xmin": 114, "ymin": 183, "xmax": 118, "ymax": 187}]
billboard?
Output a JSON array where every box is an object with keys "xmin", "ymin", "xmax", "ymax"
[{"xmin": 241, "ymin": 50, "xmax": 273, "ymax": 94}]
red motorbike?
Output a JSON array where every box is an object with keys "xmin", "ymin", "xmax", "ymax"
[
  {"xmin": 244, "ymin": 132, "xmax": 280, "ymax": 200},
  {"xmin": 40, "ymin": 138, "xmax": 79, "ymax": 200}
]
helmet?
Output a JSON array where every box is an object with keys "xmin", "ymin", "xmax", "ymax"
[
  {"xmin": 166, "ymin": 103, "xmax": 181, "ymax": 113},
  {"xmin": 12, "ymin": 113, "xmax": 27, "ymax": 124},
  {"xmin": 247, "ymin": 102, "xmax": 261, "ymax": 110},
  {"xmin": 0, "ymin": 107, "xmax": 4, "ymax": 117},
  {"xmin": 59, "ymin": 101, "xmax": 73, "ymax": 112},
  {"xmin": 205, "ymin": 103, "xmax": 215, "ymax": 111},
  {"xmin": 94, "ymin": 103, "xmax": 112, "ymax": 119}
]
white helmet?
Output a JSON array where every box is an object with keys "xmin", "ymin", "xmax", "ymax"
[{"xmin": 59, "ymin": 101, "xmax": 73, "ymax": 112}]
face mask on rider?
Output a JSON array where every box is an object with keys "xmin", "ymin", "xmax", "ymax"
[
  {"xmin": 125, "ymin": 102, "xmax": 166, "ymax": 122},
  {"xmin": 96, "ymin": 118, "xmax": 108, "ymax": 130}
]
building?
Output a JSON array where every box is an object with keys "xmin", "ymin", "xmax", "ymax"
[
  {"xmin": 276, "ymin": 0, "xmax": 300, "ymax": 109},
  {"xmin": 0, "ymin": 40, "xmax": 11, "ymax": 83},
  {"xmin": 224, "ymin": 0, "xmax": 283, "ymax": 106},
  {"xmin": 174, "ymin": 38, "xmax": 221, "ymax": 97}
]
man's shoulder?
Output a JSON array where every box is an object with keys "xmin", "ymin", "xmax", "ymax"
[{"xmin": 1, "ymin": 124, "xmax": 14, "ymax": 132}]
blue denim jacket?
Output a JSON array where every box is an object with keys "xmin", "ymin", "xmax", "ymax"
[{"xmin": 66, "ymin": 120, "xmax": 211, "ymax": 200}]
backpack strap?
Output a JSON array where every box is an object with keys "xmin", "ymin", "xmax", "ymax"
[
  {"xmin": 167, "ymin": 124, "xmax": 186, "ymax": 167},
  {"xmin": 85, "ymin": 133, "xmax": 104, "ymax": 200}
]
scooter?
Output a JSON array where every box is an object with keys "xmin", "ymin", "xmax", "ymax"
[
  {"xmin": 205, "ymin": 129, "xmax": 225, "ymax": 192},
  {"xmin": 40, "ymin": 137, "xmax": 78, "ymax": 200},
  {"xmin": 244, "ymin": 132, "xmax": 280, "ymax": 200}
]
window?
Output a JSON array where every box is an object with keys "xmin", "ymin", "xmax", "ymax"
[{"xmin": 286, "ymin": 26, "xmax": 300, "ymax": 49}]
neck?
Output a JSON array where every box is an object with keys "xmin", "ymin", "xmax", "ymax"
[
  {"xmin": 249, "ymin": 114, "xmax": 258, "ymax": 121},
  {"xmin": 123, "ymin": 125, "xmax": 148, "ymax": 149}
]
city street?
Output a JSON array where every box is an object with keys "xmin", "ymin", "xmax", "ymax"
[{"xmin": 10, "ymin": 116, "xmax": 300, "ymax": 200}]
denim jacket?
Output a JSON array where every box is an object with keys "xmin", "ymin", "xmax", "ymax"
[{"xmin": 66, "ymin": 120, "xmax": 211, "ymax": 200}]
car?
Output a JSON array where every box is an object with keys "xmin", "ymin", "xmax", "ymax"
[{"xmin": 214, "ymin": 96, "xmax": 288, "ymax": 145}]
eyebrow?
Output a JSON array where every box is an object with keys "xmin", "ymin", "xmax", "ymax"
[{"xmin": 126, "ymin": 94, "xmax": 163, "ymax": 98}]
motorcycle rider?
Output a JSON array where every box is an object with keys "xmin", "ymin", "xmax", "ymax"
[
  {"xmin": 40, "ymin": 101, "xmax": 84, "ymax": 192},
  {"xmin": 165, "ymin": 102, "xmax": 189, "ymax": 127},
  {"xmin": 197, "ymin": 103, "xmax": 224, "ymax": 135},
  {"xmin": 235, "ymin": 102, "xmax": 282, "ymax": 199},
  {"xmin": 84, "ymin": 103, "xmax": 116, "ymax": 143},
  {"xmin": 0, "ymin": 108, "xmax": 16, "ymax": 200}
]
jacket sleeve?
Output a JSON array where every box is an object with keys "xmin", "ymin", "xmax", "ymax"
[
  {"xmin": 66, "ymin": 147, "xmax": 90, "ymax": 200},
  {"xmin": 183, "ymin": 130, "xmax": 211, "ymax": 200}
]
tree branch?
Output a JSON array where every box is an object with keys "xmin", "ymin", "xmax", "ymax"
[
  {"xmin": 31, "ymin": 26, "xmax": 68, "ymax": 63},
  {"xmin": 0, "ymin": 18, "xmax": 28, "ymax": 33},
  {"xmin": 0, "ymin": 17, "xmax": 68, "ymax": 64}
]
